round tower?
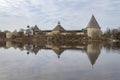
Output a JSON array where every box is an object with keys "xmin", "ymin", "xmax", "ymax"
[{"xmin": 86, "ymin": 15, "xmax": 101, "ymax": 38}]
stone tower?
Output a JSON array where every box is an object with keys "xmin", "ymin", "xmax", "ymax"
[{"xmin": 86, "ymin": 15, "xmax": 101, "ymax": 38}]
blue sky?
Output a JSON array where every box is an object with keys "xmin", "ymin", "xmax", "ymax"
[{"xmin": 0, "ymin": 0, "xmax": 120, "ymax": 31}]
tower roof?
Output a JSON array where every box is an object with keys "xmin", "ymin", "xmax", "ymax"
[
  {"xmin": 86, "ymin": 15, "xmax": 101, "ymax": 29},
  {"xmin": 53, "ymin": 21, "xmax": 65, "ymax": 31}
]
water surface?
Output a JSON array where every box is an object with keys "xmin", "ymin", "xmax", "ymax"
[{"xmin": 0, "ymin": 42, "xmax": 120, "ymax": 80}]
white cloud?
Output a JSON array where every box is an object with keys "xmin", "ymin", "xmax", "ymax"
[{"xmin": 0, "ymin": 0, "xmax": 120, "ymax": 31}]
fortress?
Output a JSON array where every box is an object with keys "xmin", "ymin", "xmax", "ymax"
[
  {"xmin": 31, "ymin": 15, "xmax": 101, "ymax": 38},
  {"xmin": 42, "ymin": 15, "xmax": 101, "ymax": 38},
  {"xmin": 6, "ymin": 15, "xmax": 102, "ymax": 39}
]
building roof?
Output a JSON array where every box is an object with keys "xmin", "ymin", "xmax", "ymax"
[
  {"xmin": 53, "ymin": 21, "xmax": 65, "ymax": 31},
  {"xmin": 86, "ymin": 15, "xmax": 101, "ymax": 29},
  {"xmin": 32, "ymin": 25, "xmax": 41, "ymax": 32}
]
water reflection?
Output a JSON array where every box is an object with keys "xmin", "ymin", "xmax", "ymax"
[
  {"xmin": 86, "ymin": 43, "xmax": 102, "ymax": 66},
  {"xmin": 0, "ymin": 41, "xmax": 120, "ymax": 67},
  {"xmin": 0, "ymin": 41, "xmax": 120, "ymax": 80}
]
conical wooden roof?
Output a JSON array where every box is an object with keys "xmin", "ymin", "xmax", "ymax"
[
  {"xmin": 86, "ymin": 15, "xmax": 101, "ymax": 29},
  {"xmin": 53, "ymin": 21, "xmax": 65, "ymax": 31},
  {"xmin": 32, "ymin": 25, "xmax": 41, "ymax": 32}
]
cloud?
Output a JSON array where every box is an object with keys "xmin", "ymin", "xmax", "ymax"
[{"xmin": 0, "ymin": 0, "xmax": 120, "ymax": 31}]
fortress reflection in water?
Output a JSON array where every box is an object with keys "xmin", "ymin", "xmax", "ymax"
[{"xmin": 0, "ymin": 41, "xmax": 120, "ymax": 66}]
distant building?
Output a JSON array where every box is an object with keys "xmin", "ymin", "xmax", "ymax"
[
  {"xmin": 24, "ymin": 29, "xmax": 33, "ymax": 36},
  {"xmin": 53, "ymin": 21, "xmax": 65, "ymax": 31},
  {"xmin": 86, "ymin": 15, "xmax": 101, "ymax": 38},
  {"xmin": 23, "ymin": 15, "xmax": 101, "ymax": 39},
  {"xmin": 31, "ymin": 25, "xmax": 42, "ymax": 35},
  {"xmin": 6, "ymin": 32, "xmax": 13, "ymax": 39},
  {"xmin": 45, "ymin": 21, "xmax": 65, "ymax": 36},
  {"xmin": 24, "ymin": 25, "xmax": 42, "ymax": 36},
  {"xmin": 52, "ymin": 21, "xmax": 65, "ymax": 34},
  {"xmin": 47, "ymin": 21, "xmax": 86, "ymax": 36}
]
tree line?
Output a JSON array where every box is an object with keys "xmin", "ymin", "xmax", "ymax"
[{"xmin": 102, "ymin": 27, "xmax": 120, "ymax": 40}]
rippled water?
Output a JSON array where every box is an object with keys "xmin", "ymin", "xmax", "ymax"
[{"xmin": 0, "ymin": 42, "xmax": 120, "ymax": 80}]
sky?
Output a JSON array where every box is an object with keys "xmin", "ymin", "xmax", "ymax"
[{"xmin": 0, "ymin": 0, "xmax": 120, "ymax": 31}]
